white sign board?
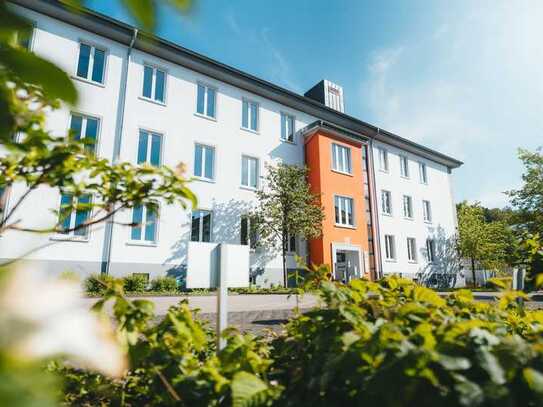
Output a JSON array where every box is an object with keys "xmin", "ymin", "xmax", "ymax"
[{"xmin": 186, "ymin": 242, "xmax": 249, "ymax": 288}]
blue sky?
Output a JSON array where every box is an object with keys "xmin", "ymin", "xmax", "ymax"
[{"xmin": 85, "ymin": 0, "xmax": 543, "ymax": 208}]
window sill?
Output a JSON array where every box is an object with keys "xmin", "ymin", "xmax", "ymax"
[
  {"xmin": 379, "ymin": 169, "xmax": 390, "ymax": 174},
  {"xmin": 400, "ymin": 175, "xmax": 410, "ymax": 180},
  {"xmin": 194, "ymin": 112, "xmax": 217, "ymax": 122},
  {"xmin": 408, "ymin": 260, "xmax": 418, "ymax": 264},
  {"xmin": 280, "ymin": 138, "xmax": 296, "ymax": 145},
  {"xmin": 50, "ymin": 235, "xmax": 89, "ymax": 243},
  {"xmin": 424, "ymin": 220, "xmax": 433, "ymax": 225},
  {"xmin": 331, "ymin": 169, "xmax": 353, "ymax": 177},
  {"xmin": 420, "ymin": 181, "xmax": 428, "ymax": 185},
  {"xmin": 385, "ymin": 258, "xmax": 397, "ymax": 263},
  {"xmin": 334, "ymin": 223, "xmax": 356, "ymax": 230},
  {"xmin": 126, "ymin": 240, "xmax": 158, "ymax": 247},
  {"xmin": 138, "ymin": 96, "xmax": 166, "ymax": 107},
  {"xmin": 193, "ymin": 176, "xmax": 216, "ymax": 184},
  {"xmin": 240, "ymin": 127, "xmax": 259, "ymax": 135},
  {"xmin": 403, "ymin": 217, "xmax": 414, "ymax": 221},
  {"xmin": 240, "ymin": 185, "xmax": 258, "ymax": 192},
  {"xmin": 71, "ymin": 75, "xmax": 106, "ymax": 88},
  {"xmin": 381, "ymin": 212, "xmax": 393, "ymax": 217}
]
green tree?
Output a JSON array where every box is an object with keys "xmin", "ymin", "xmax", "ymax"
[
  {"xmin": 252, "ymin": 163, "xmax": 324, "ymax": 287},
  {"xmin": 457, "ymin": 202, "xmax": 511, "ymax": 286}
]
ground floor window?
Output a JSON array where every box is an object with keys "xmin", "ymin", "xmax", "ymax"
[
  {"xmin": 191, "ymin": 210, "xmax": 212, "ymax": 242},
  {"xmin": 58, "ymin": 193, "xmax": 91, "ymax": 237},
  {"xmin": 240, "ymin": 215, "xmax": 257, "ymax": 249},
  {"xmin": 407, "ymin": 237, "xmax": 417, "ymax": 262},
  {"xmin": 131, "ymin": 204, "xmax": 158, "ymax": 243},
  {"xmin": 426, "ymin": 238, "xmax": 436, "ymax": 263},
  {"xmin": 384, "ymin": 234, "xmax": 396, "ymax": 260}
]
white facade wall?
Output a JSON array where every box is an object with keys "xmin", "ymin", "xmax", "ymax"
[
  {"xmin": 373, "ymin": 141, "xmax": 458, "ymax": 279},
  {"xmin": 1, "ymin": 4, "xmax": 460, "ymax": 286}
]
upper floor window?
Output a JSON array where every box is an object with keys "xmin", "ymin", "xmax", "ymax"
[
  {"xmin": 240, "ymin": 215, "xmax": 258, "ymax": 249},
  {"xmin": 334, "ymin": 195, "xmax": 354, "ymax": 227},
  {"xmin": 76, "ymin": 43, "xmax": 106, "ymax": 84},
  {"xmin": 196, "ymin": 83, "xmax": 216, "ymax": 118},
  {"xmin": 0, "ymin": 187, "xmax": 8, "ymax": 219},
  {"xmin": 130, "ymin": 204, "xmax": 158, "ymax": 243},
  {"xmin": 281, "ymin": 112, "xmax": 295, "ymax": 142},
  {"xmin": 70, "ymin": 113, "xmax": 99, "ymax": 154},
  {"xmin": 191, "ymin": 210, "xmax": 212, "ymax": 242},
  {"xmin": 58, "ymin": 193, "xmax": 91, "ymax": 238},
  {"xmin": 381, "ymin": 190, "xmax": 392, "ymax": 215},
  {"xmin": 378, "ymin": 148, "xmax": 389, "ymax": 172},
  {"xmin": 400, "ymin": 155, "xmax": 409, "ymax": 178},
  {"xmin": 407, "ymin": 237, "xmax": 417, "ymax": 262},
  {"xmin": 332, "ymin": 143, "xmax": 352, "ymax": 174},
  {"xmin": 426, "ymin": 238, "xmax": 436, "ymax": 263},
  {"xmin": 242, "ymin": 99, "xmax": 259, "ymax": 132},
  {"xmin": 423, "ymin": 200, "xmax": 432, "ymax": 223},
  {"xmin": 402, "ymin": 195, "xmax": 413, "ymax": 219},
  {"xmin": 241, "ymin": 155, "xmax": 259, "ymax": 189},
  {"xmin": 137, "ymin": 130, "xmax": 162, "ymax": 167},
  {"xmin": 384, "ymin": 234, "xmax": 396, "ymax": 260},
  {"xmin": 194, "ymin": 143, "xmax": 215, "ymax": 181},
  {"xmin": 419, "ymin": 162, "xmax": 428, "ymax": 184},
  {"xmin": 15, "ymin": 27, "xmax": 33, "ymax": 50},
  {"xmin": 142, "ymin": 64, "xmax": 166, "ymax": 103}
]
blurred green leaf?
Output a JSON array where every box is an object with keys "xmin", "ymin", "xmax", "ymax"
[{"xmin": 122, "ymin": 0, "xmax": 155, "ymax": 30}]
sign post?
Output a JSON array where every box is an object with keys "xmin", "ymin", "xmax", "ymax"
[{"xmin": 216, "ymin": 243, "xmax": 228, "ymax": 351}]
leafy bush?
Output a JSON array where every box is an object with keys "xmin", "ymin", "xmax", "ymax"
[
  {"xmin": 150, "ymin": 276, "xmax": 178, "ymax": 292},
  {"xmin": 122, "ymin": 274, "xmax": 148, "ymax": 293},
  {"xmin": 83, "ymin": 274, "xmax": 114, "ymax": 295},
  {"xmin": 271, "ymin": 276, "xmax": 543, "ymax": 406}
]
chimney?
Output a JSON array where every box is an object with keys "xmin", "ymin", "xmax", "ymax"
[{"xmin": 304, "ymin": 79, "xmax": 344, "ymax": 113}]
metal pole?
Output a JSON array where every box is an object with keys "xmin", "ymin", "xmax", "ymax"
[{"xmin": 216, "ymin": 243, "xmax": 228, "ymax": 352}]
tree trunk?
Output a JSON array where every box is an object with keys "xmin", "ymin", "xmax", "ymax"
[
  {"xmin": 282, "ymin": 210, "xmax": 288, "ymax": 288},
  {"xmin": 471, "ymin": 257, "xmax": 477, "ymax": 288}
]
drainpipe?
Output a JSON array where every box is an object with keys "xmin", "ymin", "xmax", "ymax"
[
  {"xmin": 100, "ymin": 28, "xmax": 138, "ymax": 275},
  {"xmin": 368, "ymin": 132, "xmax": 383, "ymax": 279}
]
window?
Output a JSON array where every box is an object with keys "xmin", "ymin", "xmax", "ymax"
[
  {"xmin": 400, "ymin": 155, "xmax": 409, "ymax": 178},
  {"xmin": 423, "ymin": 200, "xmax": 432, "ymax": 223},
  {"xmin": 402, "ymin": 195, "xmax": 413, "ymax": 218},
  {"xmin": 196, "ymin": 83, "xmax": 216, "ymax": 118},
  {"xmin": 407, "ymin": 237, "xmax": 417, "ymax": 262},
  {"xmin": 334, "ymin": 195, "xmax": 354, "ymax": 227},
  {"xmin": 191, "ymin": 210, "xmax": 212, "ymax": 242},
  {"xmin": 242, "ymin": 99, "xmax": 259, "ymax": 131},
  {"xmin": 58, "ymin": 194, "xmax": 91, "ymax": 237},
  {"xmin": 76, "ymin": 43, "xmax": 106, "ymax": 84},
  {"xmin": 419, "ymin": 162, "xmax": 428, "ymax": 184},
  {"xmin": 381, "ymin": 190, "xmax": 392, "ymax": 215},
  {"xmin": 70, "ymin": 113, "xmax": 99, "ymax": 154},
  {"xmin": 332, "ymin": 143, "xmax": 352, "ymax": 174},
  {"xmin": 194, "ymin": 144, "xmax": 215, "ymax": 180},
  {"xmin": 241, "ymin": 155, "xmax": 259, "ymax": 189},
  {"xmin": 287, "ymin": 234, "xmax": 296, "ymax": 252},
  {"xmin": 384, "ymin": 235, "xmax": 396, "ymax": 260},
  {"xmin": 281, "ymin": 112, "xmax": 295, "ymax": 142},
  {"xmin": 130, "ymin": 204, "xmax": 158, "ymax": 243},
  {"xmin": 240, "ymin": 215, "xmax": 257, "ymax": 249},
  {"xmin": 426, "ymin": 238, "xmax": 436, "ymax": 262},
  {"xmin": 15, "ymin": 27, "xmax": 33, "ymax": 50},
  {"xmin": 137, "ymin": 130, "xmax": 162, "ymax": 166},
  {"xmin": 142, "ymin": 65, "xmax": 166, "ymax": 103},
  {"xmin": 378, "ymin": 148, "xmax": 389, "ymax": 172},
  {"xmin": 0, "ymin": 187, "xmax": 8, "ymax": 219}
]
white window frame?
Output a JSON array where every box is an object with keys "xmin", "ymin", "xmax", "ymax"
[
  {"xmin": 384, "ymin": 234, "xmax": 396, "ymax": 261},
  {"xmin": 381, "ymin": 190, "xmax": 392, "ymax": 215},
  {"xmin": 419, "ymin": 162, "xmax": 428, "ymax": 184},
  {"xmin": 193, "ymin": 143, "xmax": 215, "ymax": 181},
  {"xmin": 378, "ymin": 148, "xmax": 389, "ymax": 172},
  {"xmin": 196, "ymin": 82, "xmax": 217, "ymax": 119},
  {"xmin": 75, "ymin": 41, "xmax": 107, "ymax": 85},
  {"xmin": 399, "ymin": 155, "xmax": 410, "ymax": 178},
  {"xmin": 426, "ymin": 238, "xmax": 436, "ymax": 263},
  {"xmin": 240, "ymin": 215, "xmax": 258, "ymax": 249},
  {"xmin": 423, "ymin": 200, "xmax": 432, "ymax": 223},
  {"xmin": 191, "ymin": 209, "xmax": 213, "ymax": 242},
  {"xmin": 141, "ymin": 64, "xmax": 167, "ymax": 104},
  {"xmin": 56, "ymin": 194, "xmax": 92, "ymax": 240},
  {"xmin": 280, "ymin": 112, "xmax": 295, "ymax": 143},
  {"xmin": 241, "ymin": 155, "xmax": 259, "ymax": 189},
  {"xmin": 286, "ymin": 233, "xmax": 297, "ymax": 253},
  {"xmin": 331, "ymin": 143, "xmax": 352, "ymax": 175},
  {"xmin": 128, "ymin": 203, "xmax": 159, "ymax": 245},
  {"xmin": 402, "ymin": 195, "xmax": 413, "ymax": 219},
  {"xmin": 241, "ymin": 98, "xmax": 259, "ymax": 133},
  {"xmin": 334, "ymin": 195, "xmax": 355, "ymax": 227},
  {"xmin": 137, "ymin": 129, "xmax": 163, "ymax": 166},
  {"xmin": 68, "ymin": 112, "xmax": 101, "ymax": 156},
  {"xmin": 407, "ymin": 237, "xmax": 417, "ymax": 262}
]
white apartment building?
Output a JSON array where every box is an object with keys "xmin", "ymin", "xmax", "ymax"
[{"xmin": 0, "ymin": 0, "xmax": 462, "ymax": 287}]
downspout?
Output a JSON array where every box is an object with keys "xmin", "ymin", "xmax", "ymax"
[
  {"xmin": 100, "ymin": 28, "xmax": 138, "ymax": 275},
  {"xmin": 368, "ymin": 130, "xmax": 383, "ymax": 279}
]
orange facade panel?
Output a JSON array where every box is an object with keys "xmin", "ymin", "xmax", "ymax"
[{"xmin": 305, "ymin": 130, "xmax": 371, "ymax": 279}]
